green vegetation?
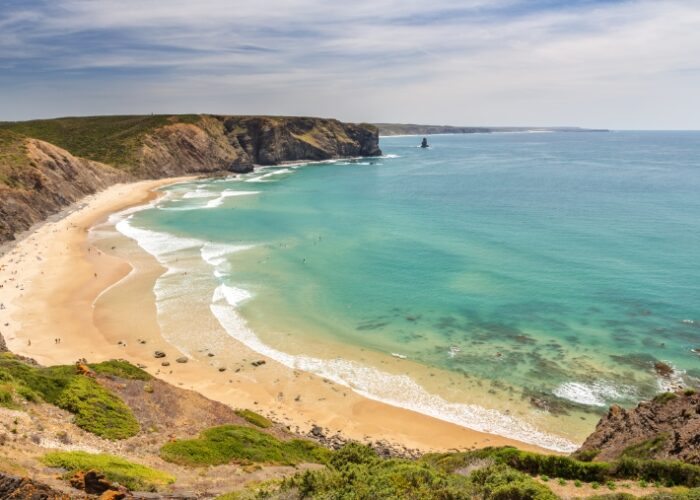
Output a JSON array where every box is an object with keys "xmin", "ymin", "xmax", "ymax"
[
  {"xmin": 0, "ymin": 114, "xmax": 201, "ymax": 170},
  {"xmin": 0, "ymin": 129, "xmax": 30, "ymax": 188},
  {"xmin": 89, "ymin": 359, "xmax": 152, "ymax": 381},
  {"xmin": 160, "ymin": 425, "xmax": 330, "ymax": 467},
  {"xmin": 653, "ymin": 392, "xmax": 678, "ymax": 404},
  {"xmin": 278, "ymin": 443, "xmax": 556, "ymax": 499},
  {"xmin": 0, "ymin": 354, "xmax": 140, "ymax": 439},
  {"xmin": 55, "ymin": 376, "xmax": 139, "ymax": 439},
  {"xmin": 423, "ymin": 447, "xmax": 700, "ymax": 488},
  {"xmin": 574, "ymin": 448, "xmax": 601, "ymax": 462},
  {"xmin": 622, "ymin": 435, "xmax": 669, "ymax": 460},
  {"xmin": 41, "ymin": 451, "xmax": 174, "ymax": 492},
  {"xmin": 234, "ymin": 409, "xmax": 272, "ymax": 428},
  {"xmin": 589, "ymin": 491, "xmax": 700, "ymax": 500}
]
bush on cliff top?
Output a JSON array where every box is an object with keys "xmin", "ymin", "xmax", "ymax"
[
  {"xmin": 234, "ymin": 408, "xmax": 272, "ymax": 428},
  {"xmin": 88, "ymin": 359, "xmax": 152, "ymax": 381},
  {"xmin": 278, "ymin": 443, "xmax": 556, "ymax": 500},
  {"xmin": 55, "ymin": 376, "xmax": 140, "ymax": 439},
  {"xmin": 42, "ymin": 451, "xmax": 174, "ymax": 492},
  {"xmin": 0, "ymin": 355, "xmax": 140, "ymax": 439},
  {"xmin": 0, "ymin": 114, "xmax": 201, "ymax": 169},
  {"xmin": 424, "ymin": 447, "xmax": 700, "ymax": 488},
  {"xmin": 160, "ymin": 425, "xmax": 330, "ymax": 467}
]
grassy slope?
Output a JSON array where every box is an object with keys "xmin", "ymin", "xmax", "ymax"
[
  {"xmin": 234, "ymin": 409, "xmax": 273, "ymax": 428},
  {"xmin": 0, "ymin": 354, "xmax": 141, "ymax": 439},
  {"xmin": 219, "ymin": 443, "xmax": 700, "ymax": 499},
  {"xmin": 42, "ymin": 451, "xmax": 174, "ymax": 492},
  {"xmin": 0, "ymin": 129, "xmax": 30, "ymax": 188},
  {"xmin": 0, "ymin": 114, "xmax": 201, "ymax": 171},
  {"xmin": 5, "ymin": 354, "xmax": 700, "ymax": 498},
  {"xmin": 160, "ymin": 425, "xmax": 330, "ymax": 467}
]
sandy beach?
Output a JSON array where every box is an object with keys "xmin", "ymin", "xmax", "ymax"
[{"xmin": 0, "ymin": 176, "xmax": 553, "ymax": 454}]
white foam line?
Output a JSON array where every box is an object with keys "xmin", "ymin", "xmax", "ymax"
[
  {"xmin": 204, "ymin": 190, "xmax": 260, "ymax": 208},
  {"xmin": 246, "ymin": 168, "xmax": 293, "ymax": 183},
  {"xmin": 210, "ymin": 287, "xmax": 578, "ymax": 452},
  {"xmin": 201, "ymin": 241, "xmax": 255, "ymax": 269},
  {"xmin": 115, "ymin": 218, "xmax": 202, "ymax": 262},
  {"xmin": 183, "ymin": 190, "xmax": 218, "ymax": 199},
  {"xmin": 553, "ymin": 382, "xmax": 637, "ymax": 407}
]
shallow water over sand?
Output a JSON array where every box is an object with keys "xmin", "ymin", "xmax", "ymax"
[{"xmin": 107, "ymin": 132, "xmax": 700, "ymax": 450}]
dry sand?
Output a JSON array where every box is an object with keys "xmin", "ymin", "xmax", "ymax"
[{"xmin": 0, "ymin": 177, "xmax": 552, "ymax": 454}]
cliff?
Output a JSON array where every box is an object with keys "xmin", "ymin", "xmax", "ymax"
[
  {"xmin": 577, "ymin": 389, "xmax": 700, "ymax": 465},
  {"xmin": 0, "ymin": 115, "xmax": 381, "ymax": 243}
]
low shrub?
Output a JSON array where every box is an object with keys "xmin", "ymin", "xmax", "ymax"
[
  {"xmin": 612, "ymin": 458, "xmax": 700, "ymax": 487},
  {"xmin": 575, "ymin": 448, "xmax": 601, "ymax": 462},
  {"xmin": 285, "ymin": 447, "xmax": 474, "ymax": 499},
  {"xmin": 641, "ymin": 488, "xmax": 700, "ymax": 499},
  {"xmin": 55, "ymin": 376, "xmax": 140, "ymax": 439},
  {"xmin": 235, "ymin": 409, "xmax": 272, "ymax": 428},
  {"xmin": 587, "ymin": 495, "xmax": 635, "ymax": 500},
  {"xmin": 653, "ymin": 393, "xmax": 678, "ymax": 405},
  {"xmin": 41, "ymin": 451, "xmax": 174, "ymax": 492},
  {"xmin": 426, "ymin": 447, "xmax": 700, "ymax": 488},
  {"xmin": 469, "ymin": 463, "xmax": 558, "ymax": 500},
  {"xmin": 279, "ymin": 445, "xmax": 557, "ymax": 500},
  {"xmin": 622, "ymin": 435, "xmax": 669, "ymax": 460},
  {"xmin": 0, "ymin": 388, "xmax": 14, "ymax": 408},
  {"xmin": 89, "ymin": 360, "xmax": 152, "ymax": 381},
  {"xmin": 0, "ymin": 356, "xmax": 140, "ymax": 439},
  {"xmin": 160, "ymin": 425, "xmax": 330, "ymax": 467}
]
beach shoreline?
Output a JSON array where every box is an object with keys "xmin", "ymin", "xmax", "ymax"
[{"xmin": 0, "ymin": 175, "xmax": 560, "ymax": 455}]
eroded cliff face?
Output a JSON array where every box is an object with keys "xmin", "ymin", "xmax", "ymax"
[
  {"xmin": 0, "ymin": 138, "xmax": 126, "ymax": 243},
  {"xmin": 221, "ymin": 116, "xmax": 382, "ymax": 165},
  {"xmin": 0, "ymin": 115, "xmax": 380, "ymax": 243},
  {"xmin": 577, "ymin": 390, "xmax": 700, "ymax": 464}
]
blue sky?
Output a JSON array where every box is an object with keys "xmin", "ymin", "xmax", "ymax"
[{"xmin": 1, "ymin": 0, "xmax": 699, "ymax": 128}]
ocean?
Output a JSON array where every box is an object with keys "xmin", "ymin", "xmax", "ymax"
[{"xmin": 105, "ymin": 131, "xmax": 700, "ymax": 451}]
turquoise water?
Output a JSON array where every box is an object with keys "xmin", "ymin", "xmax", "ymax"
[{"xmin": 117, "ymin": 131, "xmax": 700, "ymax": 449}]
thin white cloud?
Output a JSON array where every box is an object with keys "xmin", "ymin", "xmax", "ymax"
[{"xmin": 1, "ymin": 0, "xmax": 699, "ymax": 128}]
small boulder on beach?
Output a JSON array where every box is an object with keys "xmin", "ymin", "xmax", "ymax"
[
  {"xmin": 154, "ymin": 351, "xmax": 166, "ymax": 359},
  {"xmin": 176, "ymin": 357, "xmax": 188, "ymax": 364}
]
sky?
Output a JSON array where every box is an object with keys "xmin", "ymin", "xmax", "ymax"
[{"xmin": 1, "ymin": 0, "xmax": 699, "ymax": 129}]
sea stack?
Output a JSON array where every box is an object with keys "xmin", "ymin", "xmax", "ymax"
[{"xmin": 420, "ymin": 137, "xmax": 429, "ymax": 148}]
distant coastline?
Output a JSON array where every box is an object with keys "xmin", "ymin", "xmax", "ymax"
[{"xmin": 375, "ymin": 123, "xmax": 609, "ymax": 136}]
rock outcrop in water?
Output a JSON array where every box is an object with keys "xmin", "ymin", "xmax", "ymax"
[
  {"xmin": 0, "ymin": 115, "xmax": 381, "ymax": 243},
  {"xmin": 576, "ymin": 389, "xmax": 700, "ymax": 464}
]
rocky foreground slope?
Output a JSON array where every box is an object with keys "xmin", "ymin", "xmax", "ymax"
[
  {"xmin": 0, "ymin": 115, "xmax": 381, "ymax": 244},
  {"xmin": 577, "ymin": 389, "xmax": 700, "ymax": 465},
  {"xmin": 1, "ymin": 336, "xmax": 700, "ymax": 499}
]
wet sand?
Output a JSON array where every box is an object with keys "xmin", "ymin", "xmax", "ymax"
[{"xmin": 0, "ymin": 176, "xmax": 554, "ymax": 454}]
